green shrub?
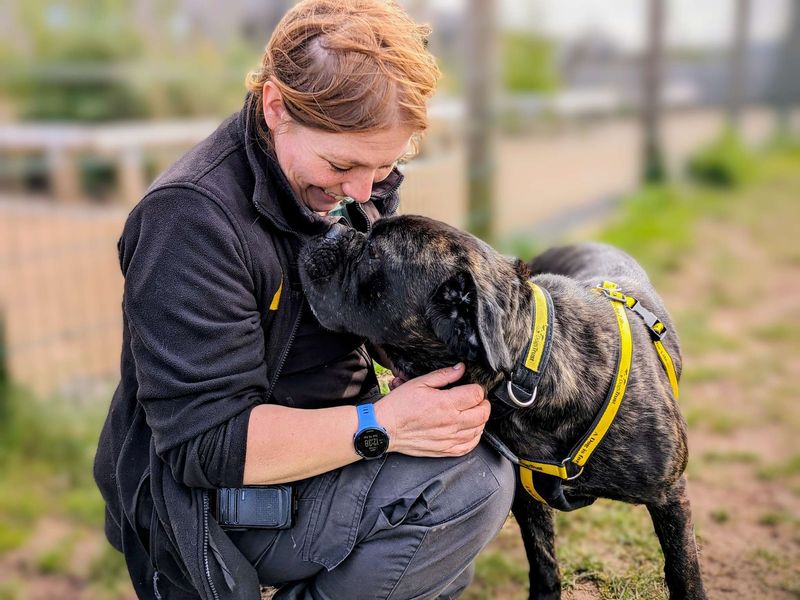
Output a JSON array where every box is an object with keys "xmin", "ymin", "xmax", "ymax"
[
  {"xmin": 502, "ymin": 32, "xmax": 559, "ymax": 93},
  {"xmin": 5, "ymin": 3, "xmax": 148, "ymax": 122},
  {"xmin": 1, "ymin": 1, "xmax": 253, "ymax": 122},
  {"xmin": 0, "ymin": 522, "xmax": 30, "ymax": 554},
  {"xmin": 687, "ymin": 128, "xmax": 755, "ymax": 188},
  {"xmin": 598, "ymin": 185, "xmax": 696, "ymax": 278}
]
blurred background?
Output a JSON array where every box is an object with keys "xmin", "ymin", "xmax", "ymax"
[{"xmin": 0, "ymin": 1, "xmax": 798, "ymax": 599}]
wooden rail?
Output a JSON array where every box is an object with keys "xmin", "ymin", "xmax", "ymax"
[{"xmin": 0, "ymin": 120, "xmax": 218, "ymax": 204}]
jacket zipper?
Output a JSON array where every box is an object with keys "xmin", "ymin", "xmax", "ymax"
[
  {"xmin": 200, "ymin": 294, "xmax": 302, "ymax": 600},
  {"xmin": 202, "ymin": 491, "xmax": 220, "ymax": 600},
  {"xmin": 199, "ymin": 121, "xmax": 396, "ymax": 598},
  {"xmin": 354, "ymin": 203, "xmax": 373, "ymax": 235},
  {"xmin": 265, "ymin": 301, "xmax": 304, "ymax": 403}
]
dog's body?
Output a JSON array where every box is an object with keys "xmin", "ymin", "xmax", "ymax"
[{"xmin": 298, "ymin": 215, "xmax": 706, "ymax": 599}]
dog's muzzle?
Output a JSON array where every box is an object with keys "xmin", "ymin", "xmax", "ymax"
[{"xmin": 301, "ymin": 224, "xmax": 352, "ymax": 282}]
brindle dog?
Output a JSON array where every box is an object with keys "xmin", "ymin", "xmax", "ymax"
[{"xmin": 298, "ymin": 215, "xmax": 706, "ymax": 600}]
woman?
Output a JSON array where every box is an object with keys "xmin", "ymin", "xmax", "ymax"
[{"xmin": 94, "ymin": 1, "xmax": 514, "ymax": 598}]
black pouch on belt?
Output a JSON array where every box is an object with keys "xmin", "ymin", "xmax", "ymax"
[{"xmin": 213, "ymin": 485, "xmax": 296, "ymax": 530}]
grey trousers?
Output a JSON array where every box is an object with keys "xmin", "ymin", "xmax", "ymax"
[{"xmin": 228, "ymin": 442, "xmax": 515, "ymax": 600}]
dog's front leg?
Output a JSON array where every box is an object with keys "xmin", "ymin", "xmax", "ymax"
[
  {"xmin": 646, "ymin": 477, "xmax": 707, "ymax": 600},
  {"xmin": 511, "ymin": 489, "xmax": 560, "ymax": 600}
]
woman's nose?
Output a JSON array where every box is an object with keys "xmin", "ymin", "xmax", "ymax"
[{"xmin": 341, "ymin": 172, "xmax": 375, "ymax": 203}]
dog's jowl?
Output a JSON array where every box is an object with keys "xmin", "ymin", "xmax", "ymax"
[{"xmin": 299, "ymin": 215, "xmax": 706, "ymax": 600}]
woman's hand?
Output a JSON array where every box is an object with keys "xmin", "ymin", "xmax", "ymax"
[{"xmin": 375, "ymin": 363, "xmax": 491, "ymax": 458}]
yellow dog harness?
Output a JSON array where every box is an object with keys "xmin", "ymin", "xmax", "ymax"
[{"xmin": 514, "ymin": 280, "xmax": 680, "ymax": 511}]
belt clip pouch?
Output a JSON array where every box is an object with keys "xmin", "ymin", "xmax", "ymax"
[{"xmin": 215, "ymin": 485, "xmax": 295, "ymax": 530}]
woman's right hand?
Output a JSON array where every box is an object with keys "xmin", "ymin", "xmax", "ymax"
[{"xmin": 375, "ymin": 363, "xmax": 491, "ymax": 458}]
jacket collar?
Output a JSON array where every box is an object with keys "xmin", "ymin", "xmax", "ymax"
[{"xmin": 236, "ymin": 94, "xmax": 403, "ymax": 236}]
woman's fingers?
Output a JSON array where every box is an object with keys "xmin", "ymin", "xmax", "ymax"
[
  {"xmin": 411, "ymin": 363, "xmax": 466, "ymax": 388},
  {"xmin": 376, "ymin": 364, "xmax": 492, "ymax": 458}
]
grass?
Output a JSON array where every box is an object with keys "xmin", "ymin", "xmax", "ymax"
[
  {"xmin": 0, "ymin": 579, "xmax": 24, "ymax": 600},
  {"xmin": 36, "ymin": 534, "xmax": 79, "ymax": 575},
  {"xmin": 682, "ymin": 405, "xmax": 744, "ymax": 434},
  {"xmin": 758, "ymin": 510, "xmax": 796, "ymax": 527},
  {"xmin": 0, "ymin": 380, "xmax": 123, "ymax": 594},
  {"xmin": 679, "ymin": 365, "xmax": 731, "ymax": 385},
  {"xmin": 374, "ymin": 361, "xmax": 393, "ymax": 395},
  {"xmin": 751, "ymin": 322, "xmax": 800, "ymax": 345},
  {"xmin": 674, "ymin": 314, "xmax": 740, "ymax": 356},
  {"xmin": 700, "ymin": 450, "xmax": 760, "ymax": 465},
  {"xmin": 87, "ymin": 544, "xmax": 131, "ymax": 597},
  {"xmin": 478, "ymin": 140, "xmax": 800, "ymax": 598},
  {"xmin": 0, "ymin": 524, "xmax": 29, "ymax": 555},
  {"xmin": 555, "ymin": 501, "xmax": 667, "ymax": 598},
  {"xmin": 598, "ymin": 185, "xmax": 698, "ymax": 282},
  {"xmin": 757, "ymin": 455, "xmax": 800, "ymax": 481},
  {"xmin": 3, "ymin": 140, "xmax": 800, "ymax": 599},
  {"xmin": 0, "ymin": 386, "xmax": 109, "ymax": 550},
  {"xmin": 463, "ymin": 551, "xmax": 530, "ymax": 600},
  {"xmin": 709, "ymin": 509, "xmax": 729, "ymax": 524}
]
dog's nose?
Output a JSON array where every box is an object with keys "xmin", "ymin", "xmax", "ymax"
[{"xmin": 324, "ymin": 222, "xmax": 348, "ymax": 240}]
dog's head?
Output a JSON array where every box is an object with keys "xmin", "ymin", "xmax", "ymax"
[{"xmin": 299, "ymin": 215, "xmax": 529, "ymax": 385}]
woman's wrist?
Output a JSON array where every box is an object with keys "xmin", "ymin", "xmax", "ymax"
[{"xmin": 374, "ymin": 397, "xmax": 399, "ymax": 453}]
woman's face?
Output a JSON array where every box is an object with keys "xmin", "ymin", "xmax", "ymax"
[{"xmin": 262, "ymin": 82, "xmax": 414, "ymax": 215}]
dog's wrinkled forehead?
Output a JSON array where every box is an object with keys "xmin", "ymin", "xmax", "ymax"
[{"xmin": 371, "ymin": 215, "xmax": 483, "ymax": 267}]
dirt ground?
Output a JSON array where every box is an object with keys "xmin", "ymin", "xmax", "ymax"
[
  {"xmin": 468, "ymin": 170, "xmax": 800, "ymax": 599},
  {"xmin": 2, "ymin": 149, "xmax": 798, "ymax": 599}
]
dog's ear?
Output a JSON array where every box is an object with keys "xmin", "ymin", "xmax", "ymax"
[{"xmin": 426, "ymin": 270, "xmax": 512, "ymax": 372}]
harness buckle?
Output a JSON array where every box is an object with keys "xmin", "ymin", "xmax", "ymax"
[
  {"xmin": 630, "ymin": 302, "xmax": 668, "ymax": 340},
  {"xmin": 561, "ymin": 458, "xmax": 584, "ymax": 480},
  {"xmin": 507, "ymin": 381, "xmax": 537, "ymax": 408}
]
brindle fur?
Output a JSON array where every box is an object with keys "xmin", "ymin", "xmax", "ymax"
[{"xmin": 298, "ymin": 215, "xmax": 706, "ymax": 600}]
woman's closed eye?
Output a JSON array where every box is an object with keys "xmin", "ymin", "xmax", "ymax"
[
  {"xmin": 328, "ymin": 162, "xmax": 352, "ymax": 173},
  {"xmin": 327, "ymin": 161, "xmax": 395, "ymax": 177}
]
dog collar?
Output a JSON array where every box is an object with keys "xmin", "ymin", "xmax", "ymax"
[{"xmin": 488, "ymin": 280, "xmax": 555, "ymax": 415}]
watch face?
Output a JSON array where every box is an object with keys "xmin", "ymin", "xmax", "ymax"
[{"xmin": 355, "ymin": 428, "xmax": 389, "ymax": 459}]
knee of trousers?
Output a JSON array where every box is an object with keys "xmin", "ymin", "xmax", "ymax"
[
  {"xmin": 455, "ymin": 444, "xmax": 516, "ymax": 542},
  {"xmin": 380, "ymin": 445, "xmax": 517, "ymax": 588},
  {"xmin": 408, "ymin": 443, "xmax": 516, "ymax": 544}
]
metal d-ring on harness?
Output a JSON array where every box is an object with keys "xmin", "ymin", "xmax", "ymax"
[{"xmin": 486, "ymin": 279, "xmax": 680, "ymax": 512}]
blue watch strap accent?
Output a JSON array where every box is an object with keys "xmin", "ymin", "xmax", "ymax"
[{"xmin": 356, "ymin": 403, "xmax": 381, "ymax": 432}]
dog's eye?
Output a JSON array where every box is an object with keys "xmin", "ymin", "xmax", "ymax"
[{"xmin": 367, "ymin": 244, "xmax": 381, "ymax": 261}]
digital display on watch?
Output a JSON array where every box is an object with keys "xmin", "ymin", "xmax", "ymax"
[{"xmin": 355, "ymin": 428, "xmax": 389, "ymax": 459}]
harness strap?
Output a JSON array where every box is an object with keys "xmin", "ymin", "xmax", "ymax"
[
  {"xmin": 515, "ymin": 280, "xmax": 680, "ymax": 511},
  {"xmin": 597, "ymin": 281, "xmax": 679, "ymax": 399},
  {"xmin": 516, "ymin": 288, "xmax": 632, "ymax": 511},
  {"xmin": 569, "ymin": 292, "xmax": 632, "ymax": 467}
]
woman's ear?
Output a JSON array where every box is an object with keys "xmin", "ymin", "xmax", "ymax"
[{"xmin": 262, "ymin": 80, "xmax": 288, "ymax": 131}]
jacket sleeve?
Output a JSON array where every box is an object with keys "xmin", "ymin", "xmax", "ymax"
[{"xmin": 120, "ymin": 186, "xmax": 269, "ymax": 488}]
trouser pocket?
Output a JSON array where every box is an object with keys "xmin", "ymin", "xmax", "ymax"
[{"xmin": 370, "ymin": 450, "xmax": 501, "ymax": 534}]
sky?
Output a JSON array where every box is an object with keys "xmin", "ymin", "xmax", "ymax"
[{"xmin": 427, "ymin": 0, "xmax": 791, "ymax": 50}]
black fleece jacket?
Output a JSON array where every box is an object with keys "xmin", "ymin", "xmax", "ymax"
[{"xmin": 93, "ymin": 95, "xmax": 402, "ymax": 599}]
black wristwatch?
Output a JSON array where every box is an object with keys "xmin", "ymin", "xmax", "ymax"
[{"xmin": 353, "ymin": 403, "xmax": 390, "ymax": 459}]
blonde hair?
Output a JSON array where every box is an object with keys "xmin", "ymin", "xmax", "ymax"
[{"xmin": 246, "ymin": 0, "xmax": 440, "ymax": 142}]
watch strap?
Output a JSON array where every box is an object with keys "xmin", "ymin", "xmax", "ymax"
[{"xmin": 356, "ymin": 403, "xmax": 381, "ymax": 431}]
